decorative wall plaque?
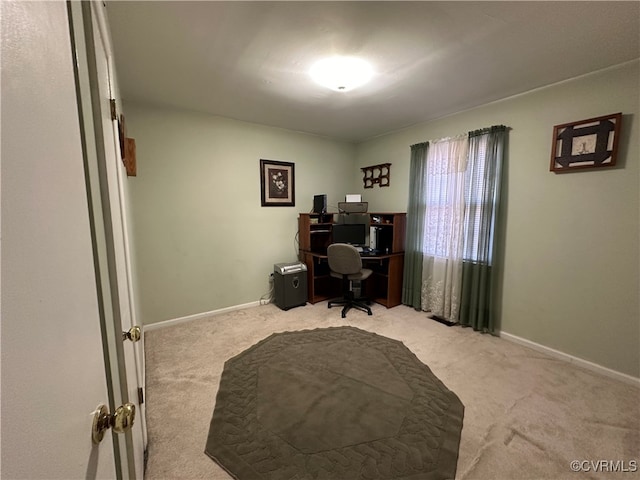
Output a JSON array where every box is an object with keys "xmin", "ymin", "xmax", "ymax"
[{"xmin": 550, "ymin": 113, "xmax": 622, "ymax": 173}]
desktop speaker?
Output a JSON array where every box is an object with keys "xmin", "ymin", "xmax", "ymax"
[
  {"xmin": 338, "ymin": 201, "xmax": 368, "ymax": 213},
  {"xmin": 313, "ymin": 194, "xmax": 327, "ymax": 214}
]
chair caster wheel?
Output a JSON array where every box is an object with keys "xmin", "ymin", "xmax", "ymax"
[{"xmin": 367, "ymin": 311, "xmax": 372, "ymax": 316}]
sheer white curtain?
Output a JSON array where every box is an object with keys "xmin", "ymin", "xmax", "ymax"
[{"xmin": 420, "ymin": 134, "xmax": 468, "ymax": 320}]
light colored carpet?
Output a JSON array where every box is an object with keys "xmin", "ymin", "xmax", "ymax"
[{"xmin": 143, "ymin": 302, "xmax": 639, "ymax": 479}]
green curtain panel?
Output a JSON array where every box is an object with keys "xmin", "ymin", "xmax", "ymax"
[
  {"xmin": 459, "ymin": 126, "xmax": 507, "ymax": 332},
  {"xmin": 402, "ymin": 142, "xmax": 429, "ymax": 309}
]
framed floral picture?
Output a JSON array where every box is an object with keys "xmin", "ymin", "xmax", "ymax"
[
  {"xmin": 550, "ymin": 113, "xmax": 622, "ymax": 173},
  {"xmin": 260, "ymin": 159, "xmax": 295, "ymax": 206}
]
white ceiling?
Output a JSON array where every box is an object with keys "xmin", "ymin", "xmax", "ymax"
[{"xmin": 106, "ymin": 1, "xmax": 640, "ymax": 143}]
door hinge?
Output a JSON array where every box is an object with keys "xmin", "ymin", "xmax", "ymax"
[
  {"xmin": 110, "ymin": 99, "xmax": 117, "ymax": 121},
  {"xmin": 137, "ymin": 387, "xmax": 144, "ymax": 405}
]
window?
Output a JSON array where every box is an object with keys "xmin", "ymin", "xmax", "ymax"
[
  {"xmin": 422, "ymin": 132, "xmax": 498, "ymax": 264},
  {"xmin": 422, "ymin": 135, "xmax": 468, "ymax": 259},
  {"xmin": 464, "ymin": 134, "xmax": 487, "ymax": 262}
]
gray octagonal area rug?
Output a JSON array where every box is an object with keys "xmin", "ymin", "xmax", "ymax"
[{"xmin": 205, "ymin": 326, "xmax": 464, "ymax": 480}]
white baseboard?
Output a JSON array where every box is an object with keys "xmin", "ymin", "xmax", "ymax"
[
  {"xmin": 143, "ymin": 301, "xmax": 262, "ymax": 332},
  {"xmin": 499, "ymin": 331, "xmax": 640, "ymax": 387}
]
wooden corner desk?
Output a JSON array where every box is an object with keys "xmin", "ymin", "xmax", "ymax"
[{"xmin": 298, "ymin": 212, "xmax": 406, "ymax": 308}]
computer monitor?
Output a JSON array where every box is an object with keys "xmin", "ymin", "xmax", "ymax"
[{"xmin": 332, "ymin": 223, "xmax": 367, "ymax": 247}]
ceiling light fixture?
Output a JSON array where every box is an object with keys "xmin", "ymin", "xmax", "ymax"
[{"xmin": 309, "ymin": 56, "xmax": 373, "ymax": 92}]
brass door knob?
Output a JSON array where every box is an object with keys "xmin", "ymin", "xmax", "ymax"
[
  {"xmin": 122, "ymin": 326, "xmax": 141, "ymax": 343},
  {"xmin": 92, "ymin": 403, "xmax": 136, "ymax": 444}
]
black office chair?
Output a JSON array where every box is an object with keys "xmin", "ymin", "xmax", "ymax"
[{"xmin": 327, "ymin": 243, "xmax": 373, "ymax": 318}]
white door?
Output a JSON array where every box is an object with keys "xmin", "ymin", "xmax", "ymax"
[
  {"xmin": 1, "ymin": 1, "xmax": 118, "ymax": 478},
  {"xmin": 78, "ymin": 2, "xmax": 147, "ymax": 476},
  {"xmin": 2, "ymin": 1, "xmax": 145, "ymax": 478}
]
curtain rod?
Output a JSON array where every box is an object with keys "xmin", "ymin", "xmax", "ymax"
[{"xmin": 412, "ymin": 125, "xmax": 511, "ymax": 146}]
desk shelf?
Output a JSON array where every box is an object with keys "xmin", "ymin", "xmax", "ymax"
[
  {"xmin": 299, "ymin": 215, "xmax": 334, "ymax": 253},
  {"xmin": 300, "ymin": 252, "xmax": 339, "ymax": 303},
  {"xmin": 364, "ymin": 254, "xmax": 404, "ymax": 307}
]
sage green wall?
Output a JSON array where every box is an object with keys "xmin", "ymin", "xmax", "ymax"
[
  {"xmin": 125, "ymin": 104, "xmax": 355, "ymax": 324},
  {"xmin": 354, "ymin": 61, "xmax": 639, "ymax": 377}
]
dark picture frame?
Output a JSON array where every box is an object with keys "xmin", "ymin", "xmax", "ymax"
[
  {"xmin": 550, "ymin": 112, "xmax": 622, "ymax": 173},
  {"xmin": 259, "ymin": 159, "xmax": 295, "ymax": 207}
]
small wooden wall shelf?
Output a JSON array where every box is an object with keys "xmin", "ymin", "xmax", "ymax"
[{"xmin": 361, "ymin": 163, "xmax": 391, "ymax": 188}]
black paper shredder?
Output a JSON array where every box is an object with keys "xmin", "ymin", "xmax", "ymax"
[{"xmin": 273, "ymin": 262, "xmax": 307, "ymax": 310}]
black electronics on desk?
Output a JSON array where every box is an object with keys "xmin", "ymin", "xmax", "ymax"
[
  {"xmin": 312, "ymin": 194, "xmax": 326, "ymax": 213},
  {"xmin": 332, "ymin": 223, "xmax": 367, "ymax": 247},
  {"xmin": 369, "ymin": 225, "xmax": 393, "ymax": 254},
  {"xmin": 312, "ymin": 194, "xmax": 327, "ymax": 222}
]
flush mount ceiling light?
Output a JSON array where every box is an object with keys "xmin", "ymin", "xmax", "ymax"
[{"xmin": 309, "ymin": 56, "xmax": 373, "ymax": 92}]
